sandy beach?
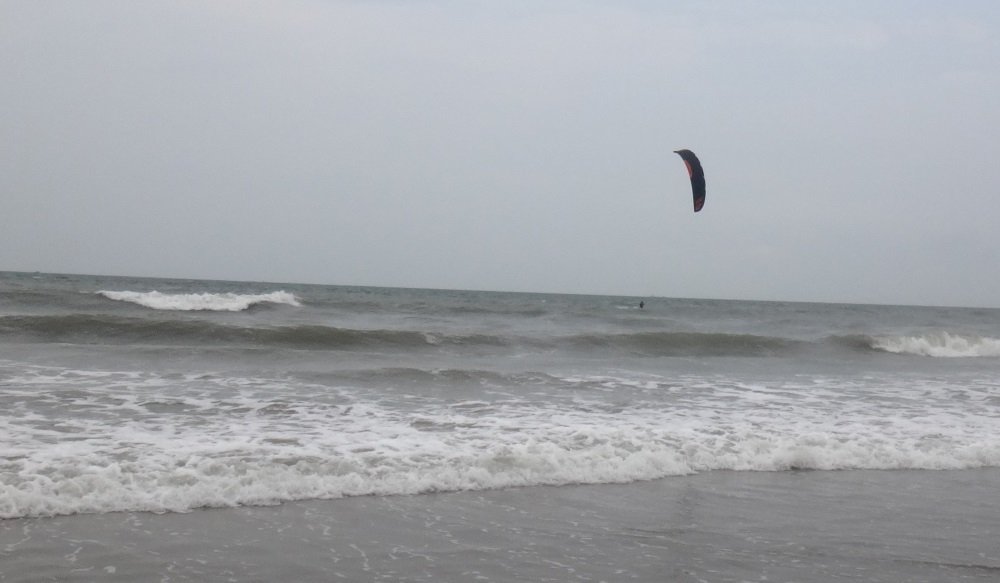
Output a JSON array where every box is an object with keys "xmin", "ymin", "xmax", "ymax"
[{"xmin": 3, "ymin": 468, "xmax": 998, "ymax": 582}]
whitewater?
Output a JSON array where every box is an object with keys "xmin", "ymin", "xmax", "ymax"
[{"xmin": 97, "ymin": 289, "xmax": 302, "ymax": 311}]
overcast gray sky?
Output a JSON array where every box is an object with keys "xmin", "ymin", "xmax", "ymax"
[{"xmin": 3, "ymin": 1, "xmax": 999, "ymax": 307}]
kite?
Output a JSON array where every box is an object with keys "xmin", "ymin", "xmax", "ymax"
[{"xmin": 673, "ymin": 149, "xmax": 705, "ymax": 212}]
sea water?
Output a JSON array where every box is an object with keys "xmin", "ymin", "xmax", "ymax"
[{"xmin": 2, "ymin": 271, "xmax": 999, "ymax": 519}]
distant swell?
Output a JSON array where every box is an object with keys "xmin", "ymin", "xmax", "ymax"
[
  {"xmin": 6, "ymin": 314, "xmax": 995, "ymax": 358},
  {"xmin": 0, "ymin": 316, "xmax": 828, "ymax": 355},
  {"xmin": 1, "ymin": 315, "xmax": 798, "ymax": 354},
  {"xmin": 0, "ymin": 315, "xmax": 504, "ymax": 350},
  {"xmin": 567, "ymin": 331, "xmax": 799, "ymax": 356},
  {"xmin": 97, "ymin": 290, "xmax": 301, "ymax": 311}
]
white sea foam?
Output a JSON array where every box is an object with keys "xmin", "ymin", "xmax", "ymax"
[
  {"xmin": 873, "ymin": 331, "xmax": 1000, "ymax": 357},
  {"xmin": 97, "ymin": 290, "xmax": 302, "ymax": 311},
  {"xmin": 2, "ymin": 364, "xmax": 1000, "ymax": 519}
]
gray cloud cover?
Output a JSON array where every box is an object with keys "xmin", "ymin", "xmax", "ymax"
[{"xmin": 3, "ymin": 1, "xmax": 999, "ymax": 306}]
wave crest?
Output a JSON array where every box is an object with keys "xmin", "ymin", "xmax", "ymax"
[{"xmin": 98, "ymin": 290, "xmax": 301, "ymax": 311}]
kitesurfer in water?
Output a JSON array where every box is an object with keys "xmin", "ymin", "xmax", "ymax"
[{"xmin": 639, "ymin": 301, "xmax": 645, "ymax": 309}]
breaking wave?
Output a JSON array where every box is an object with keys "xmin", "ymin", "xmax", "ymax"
[
  {"xmin": 97, "ymin": 290, "xmax": 301, "ymax": 311},
  {"xmin": 871, "ymin": 332, "xmax": 1000, "ymax": 358}
]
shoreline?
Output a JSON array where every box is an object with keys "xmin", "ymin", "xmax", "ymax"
[{"xmin": 3, "ymin": 468, "xmax": 998, "ymax": 582}]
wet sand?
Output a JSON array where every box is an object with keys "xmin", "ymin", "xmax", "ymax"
[{"xmin": 3, "ymin": 469, "xmax": 998, "ymax": 582}]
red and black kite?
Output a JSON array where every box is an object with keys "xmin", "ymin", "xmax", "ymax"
[{"xmin": 673, "ymin": 149, "xmax": 705, "ymax": 212}]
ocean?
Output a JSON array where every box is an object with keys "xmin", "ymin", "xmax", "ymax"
[{"xmin": 2, "ymin": 271, "xmax": 999, "ymax": 581}]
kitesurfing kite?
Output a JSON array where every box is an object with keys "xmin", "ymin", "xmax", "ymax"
[{"xmin": 674, "ymin": 149, "xmax": 705, "ymax": 212}]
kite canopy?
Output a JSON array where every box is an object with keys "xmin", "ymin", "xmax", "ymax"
[{"xmin": 674, "ymin": 149, "xmax": 705, "ymax": 212}]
